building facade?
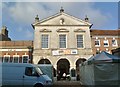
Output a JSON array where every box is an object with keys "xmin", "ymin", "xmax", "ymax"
[
  {"xmin": 32, "ymin": 8, "xmax": 93, "ymax": 77},
  {"xmin": 0, "ymin": 41, "xmax": 33, "ymax": 63},
  {"xmin": 0, "ymin": 26, "xmax": 33, "ymax": 63},
  {"xmin": 91, "ymin": 29, "xmax": 120, "ymax": 55}
]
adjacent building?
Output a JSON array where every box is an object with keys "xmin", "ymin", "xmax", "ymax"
[
  {"xmin": 91, "ymin": 29, "xmax": 120, "ymax": 55},
  {"xmin": 0, "ymin": 26, "xmax": 33, "ymax": 63}
]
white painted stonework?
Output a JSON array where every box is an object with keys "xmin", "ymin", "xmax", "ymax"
[{"xmin": 32, "ymin": 9, "xmax": 93, "ymax": 75}]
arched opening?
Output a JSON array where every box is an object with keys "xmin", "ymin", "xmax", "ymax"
[
  {"xmin": 38, "ymin": 59, "xmax": 51, "ymax": 64},
  {"xmin": 57, "ymin": 59, "xmax": 70, "ymax": 80},
  {"xmin": 76, "ymin": 58, "xmax": 86, "ymax": 80}
]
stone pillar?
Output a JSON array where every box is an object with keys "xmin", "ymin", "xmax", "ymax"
[{"xmin": 33, "ymin": 55, "xmax": 40, "ymax": 64}]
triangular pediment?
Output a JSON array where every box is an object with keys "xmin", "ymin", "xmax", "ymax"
[{"xmin": 33, "ymin": 12, "xmax": 91, "ymax": 26}]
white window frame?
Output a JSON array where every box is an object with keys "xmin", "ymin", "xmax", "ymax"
[
  {"xmin": 76, "ymin": 34, "xmax": 84, "ymax": 48},
  {"xmin": 95, "ymin": 40, "xmax": 100, "ymax": 47},
  {"xmin": 13, "ymin": 55, "xmax": 19, "ymax": 63},
  {"xmin": 3, "ymin": 55, "xmax": 10, "ymax": 63},
  {"xmin": 22, "ymin": 55, "xmax": 29, "ymax": 63},
  {"xmin": 96, "ymin": 48, "xmax": 100, "ymax": 54},
  {"xmin": 41, "ymin": 34, "xmax": 49, "ymax": 49},
  {"xmin": 112, "ymin": 39, "xmax": 118, "ymax": 46},
  {"xmin": 104, "ymin": 40, "xmax": 109, "ymax": 47},
  {"xmin": 59, "ymin": 34, "xmax": 67, "ymax": 49}
]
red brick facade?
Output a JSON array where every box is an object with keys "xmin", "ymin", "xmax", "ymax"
[
  {"xmin": 0, "ymin": 41, "xmax": 33, "ymax": 63},
  {"xmin": 90, "ymin": 29, "xmax": 120, "ymax": 55}
]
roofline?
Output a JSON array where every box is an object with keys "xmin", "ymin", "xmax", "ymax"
[
  {"xmin": 31, "ymin": 24, "xmax": 35, "ymax": 29},
  {"xmin": 90, "ymin": 29, "xmax": 119, "ymax": 31},
  {"xmin": 32, "ymin": 11, "xmax": 92, "ymax": 26},
  {"xmin": 32, "ymin": 24, "xmax": 92, "ymax": 27}
]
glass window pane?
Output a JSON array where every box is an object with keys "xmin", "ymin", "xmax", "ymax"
[
  {"xmin": 77, "ymin": 35, "xmax": 83, "ymax": 48},
  {"xmin": 4, "ymin": 56, "xmax": 10, "ymax": 63},
  {"xmin": 13, "ymin": 57, "xmax": 19, "ymax": 63},
  {"xmin": 104, "ymin": 40, "xmax": 109, "ymax": 46},
  {"xmin": 23, "ymin": 56, "xmax": 28, "ymax": 63},
  {"xmin": 59, "ymin": 35, "xmax": 66, "ymax": 48},
  {"xmin": 95, "ymin": 40, "xmax": 100, "ymax": 46},
  {"xmin": 41, "ymin": 35, "xmax": 48, "ymax": 48},
  {"xmin": 112, "ymin": 40, "xmax": 117, "ymax": 46},
  {"xmin": 25, "ymin": 67, "xmax": 39, "ymax": 76}
]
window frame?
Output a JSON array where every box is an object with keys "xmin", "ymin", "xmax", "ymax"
[
  {"xmin": 112, "ymin": 39, "xmax": 118, "ymax": 47},
  {"xmin": 103, "ymin": 40, "xmax": 109, "ymax": 47},
  {"xmin": 59, "ymin": 34, "xmax": 67, "ymax": 48},
  {"xmin": 13, "ymin": 55, "xmax": 19, "ymax": 63},
  {"xmin": 95, "ymin": 39, "xmax": 100, "ymax": 47},
  {"xmin": 96, "ymin": 48, "xmax": 100, "ymax": 54},
  {"xmin": 3, "ymin": 55, "xmax": 10, "ymax": 63},
  {"xmin": 22, "ymin": 55, "xmax": 29, "ymax": 63},
  {"xmin": 41, "ymin": 34, "xmax": 49, "ymax": 49},
  {"xmin": 25, "ymin": 67, "xmax": 38, "ymax": 76},
  {"xmin": 76, "ymin": 34, "xmax": 84, "ymax": 48}
]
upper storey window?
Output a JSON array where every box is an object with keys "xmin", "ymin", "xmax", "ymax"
[
  {"xmin": 112, "ymin": 39, "xmax": 117, "ymax": 46},
  {"xmin": 104, "ymin": 40, "xmax": 109, "ymax": 47},
  {"xmin": 41, "ymin": 34, "xmax": 48, "ymax": 48},
  {"xmin": 95, "ymin": 40, "xmax": 100, "ymax": 47},
  {"xmin": 77, "ymin": 35, "xmax": 83, "ymax": 48},
  {"xmin": 59, "ymin": 34, "xmax": 66, "ymax": 48}
]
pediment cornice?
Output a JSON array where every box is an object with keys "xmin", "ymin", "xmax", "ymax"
[
  {"xmin": 57, "ymin": 28, "xmax": 69, "ymax": 32},
  {"xmin": 40, "ymin": 29, "xmax": 52, "ymax": 32},
  {"xmin": 74, "ymin": 29, "xmax": 86, "ymax": 32}
]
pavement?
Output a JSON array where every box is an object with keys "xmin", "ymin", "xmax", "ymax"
[{"xmin": 52, "ymin": 80, "xmax": 83, "ymax": 87}]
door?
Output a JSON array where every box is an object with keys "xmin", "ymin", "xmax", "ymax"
[{"xmin": 23, "ymin": 67, "xmax": 39, "ymax": 87}]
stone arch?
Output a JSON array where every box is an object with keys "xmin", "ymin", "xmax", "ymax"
[
  {"xmin": 76, "ymin": 58, "xmax": 86, "ymax": 80},
  {"xmin": 38, "ymin": 58, "xmax": 51, "ymax": 64},
  {"xmin": 76, "ymin": 58, "xmax": 86, "ymax": 67},
  {"xmin": 56, "ymin": 58, "xmax": 70, "ymax": 80},
  {"xmin": 55, "ymin": 57, "xmax": 72, "ymax": 67}
]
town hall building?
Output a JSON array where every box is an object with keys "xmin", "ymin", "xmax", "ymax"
[{"xmin": 32, "ymin": 8, "xmax": 93, "ymax": 78}]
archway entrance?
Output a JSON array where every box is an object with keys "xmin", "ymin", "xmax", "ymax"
[
  {"xmin": 76, "ymin": 58, "xmax": 86, "ymax": 80},
  {"xmin": 38, "ymin": 59, "xmax": 51, "ymax": 64},
  {"xmin": 57, "ymin": 59, "xmax": 70, "ymax": 80}
]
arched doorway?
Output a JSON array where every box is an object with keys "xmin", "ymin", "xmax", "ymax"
[
  {"xmin": 57, "ymin": 59, "xmax": 70, "ymax": 80},
  {"xmin": 76, "ymin": 58, "xmax": 86, "ymax": 80},
  {"xmin": 38, "ymin": 59, "xmax": 51, "ymax": 64}
]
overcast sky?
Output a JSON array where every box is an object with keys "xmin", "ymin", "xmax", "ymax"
[{"xmin": 1, "ymin": 1, "xmax": 119, "ymax": 40}]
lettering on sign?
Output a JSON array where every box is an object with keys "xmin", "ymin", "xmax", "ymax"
[{"xmin": 52, "ymin": 49, "xmax": 78, "ymax": 55}]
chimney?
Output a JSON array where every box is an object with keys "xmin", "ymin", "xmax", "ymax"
[{"xmin": 1, "ymin": 26, "xmax": 8, "ymax": 37}]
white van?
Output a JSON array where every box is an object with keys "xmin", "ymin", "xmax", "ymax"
[{"xmin": 1, "ymin": 63, "xmax": 53, "ymax": 87}]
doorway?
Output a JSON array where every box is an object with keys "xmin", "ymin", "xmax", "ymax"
[
  {"xmin": 38, "ymin": 59, "xmax": 51, "ymax": 64},
  {"xmin": 76, "ymin": 58, "xmax": 86, "ymax": 80},
  {"xmin": 57, "ymin": 59, "xmax": 70, "ymax": 80}
]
